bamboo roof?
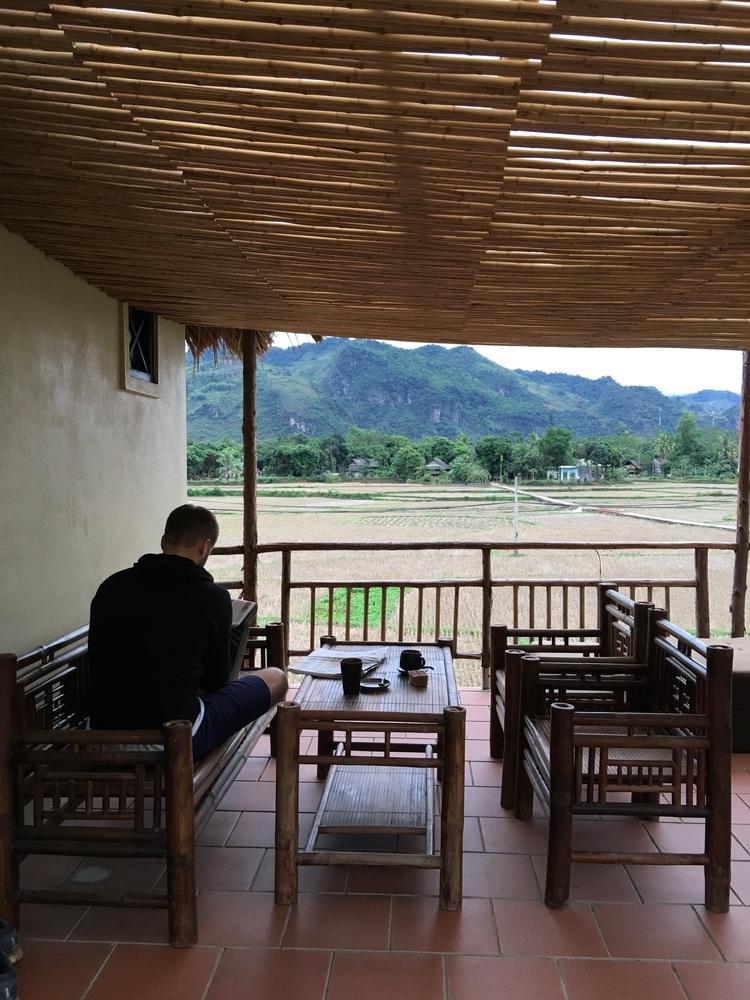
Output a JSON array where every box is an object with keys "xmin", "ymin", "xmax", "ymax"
[{"xmin": 1, "ymin": 0, "xmax": 750, "ymax": 349}]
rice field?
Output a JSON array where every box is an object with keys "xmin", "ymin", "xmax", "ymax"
[{"xmin": 202, "ymin": 479, "xmax": 740, "ymax": 685}]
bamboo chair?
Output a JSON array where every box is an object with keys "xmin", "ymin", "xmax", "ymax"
[
  {"xmin": 0, "ymin": 621, "xmax": 286, "ymax": 948},
  {"xmin": 492, "ymin": 589, "xmax": 655, "ymax": 809},
  {"xmin": 515, "ymin": 618, "xmax": 733, "ymax": 912}
]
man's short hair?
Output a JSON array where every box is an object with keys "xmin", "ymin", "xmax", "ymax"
[{"xmin": 162, "ymin": 504, "xmax": 219, "ymax": 547}]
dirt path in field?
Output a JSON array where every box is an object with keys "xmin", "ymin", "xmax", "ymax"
[{"xmin": 494, "ymin": 483, "xmax": 734, "ymax": 532}]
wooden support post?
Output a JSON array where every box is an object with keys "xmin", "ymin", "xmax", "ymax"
[
  {"xmin": 633, "ymin": 600, "xmax": 652, "ymax": 665},
  {"xmin": 0, "ymin": 656, "xmax": 19, "ymax": 936},
  {"xmin": 545, "ymin": 703, "xmax": 575, "ymax": 909},
  {"xmin": 694, "ymin": 548, "xmax": 710, "ymax": 638},
  {"xmin": 242, "ymin": 330, "xmax": 259, "ymax": 604},
  {"xmin": 281, "ymin": 549, "xmax": 291, "ymax": 658},
  {"xmin": 705, "ymin": 644, "xmax": 733, "ymax": 912},
  {"xmin": 596, "ymin": 581, "xmax": 617, "ymax": 656},
  {"xmin": 500, "ymin": 649, "xmax": 525, "ymax": 810},
  {"xmin": 481, "ymin": 547, "xmax": 493, "ymax": 690},
  {"xmin": 440, "ymin": 706, "xmax": 465, "ymax": 910},
  {"xmin": 264, "ymin": 622, "xmax": 287, "ymax": 758},
  {"xmin": 489, "ymin": 625, "xmax": 506, "ymax": 760},
  {"xmin": 275, "ymin": 702, "xmax": 300, "ymax": 905},
  {"xmin": 163, "ymin": 720, "xmax": 197, "ymax": 947},
  {"xmin": 266, "ymin": 622, "xmax": 286, "ymax": 670},
  {"xmin": 731, "ymin": 350, "xmax": 750, "ymax": 637},
  {"xmin": 514, "ymin": 655, "xmax": 540, "ymax": 821}
]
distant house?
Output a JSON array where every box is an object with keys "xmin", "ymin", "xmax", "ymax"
[
  {"xmin": 348, "ymin": 458, "xmax": 366, "ymax": 475},
  {"xmin": 549, "ymin": 462, "xmax": 600, "ymax": 483},
  {"xmin": 425, "ymin": 457, "xmax": 450, "ymax": 476},
  {"xmin": 348, "ymin": 457, "xmax": 379, "ymax": 477},
  {"xmin": 624, "ymin": 459, "xmax": 643, "ymax": 476}
]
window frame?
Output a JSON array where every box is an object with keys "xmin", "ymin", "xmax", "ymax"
[{"xmin": 121, "ymin": 303, "xmax": 160, "ymax": 397}]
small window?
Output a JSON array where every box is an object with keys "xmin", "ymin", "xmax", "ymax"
[
  {"xmin": 122, "ymin": 304, "xmax": 160, "ymax": 396},
  {"xmin": 128, "ymin": 307, "xmax": 157, "ymax": 381}
]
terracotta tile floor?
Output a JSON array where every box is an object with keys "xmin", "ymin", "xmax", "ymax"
[{"xmin": 13, "ymin": 690, "xmax": 750, "ymax": 999}]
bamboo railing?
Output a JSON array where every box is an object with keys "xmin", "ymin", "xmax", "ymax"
[{"xmin": 211, "ymin": 540, "xmax": 733, "ymax": 687}]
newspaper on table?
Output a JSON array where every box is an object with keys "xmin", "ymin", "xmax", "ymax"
[{"xmin": 289, "ymin": 646, "xmax": 386, "ymax": 679}]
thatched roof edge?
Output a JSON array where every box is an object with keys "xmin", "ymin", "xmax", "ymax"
[
  {"xmin": 185, "ymin": 327, "xmax": 323, "ymax": 367},
  {"xmin": 185, "ymin": 326, "xmax": 274, "ymax": 367}
]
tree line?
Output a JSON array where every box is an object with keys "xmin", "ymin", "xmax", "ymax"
[{"xmin": 187, "ymin": 413, "xmax": 738, "ymax": 484}]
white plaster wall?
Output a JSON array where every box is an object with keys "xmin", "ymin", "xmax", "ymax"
[{"xmin": 0, "ymin": 226, "xmax": 187, "ymax": 650}]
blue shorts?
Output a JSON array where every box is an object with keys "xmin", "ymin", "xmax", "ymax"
[{"xmin": 192, "ymin": 674, "xmax": 272, "ymax": 760}]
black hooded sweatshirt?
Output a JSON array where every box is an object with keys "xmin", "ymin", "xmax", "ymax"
[{"xmin": 88, "ymin": 553, "xmax": 232, "ymax": 729}]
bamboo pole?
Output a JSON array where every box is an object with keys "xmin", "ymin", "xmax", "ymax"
[
  {"xmin": 439, "ymin": 706, "xmax": 465, "ymax": 910},
  {"xmin": 242, "ymin": 330, "xmax": 258, "ymax": 603},
  {"xmin": 163, "ymin": 720, "xmax": 197, "ymax": 948},
  {"xmin": 731, "ymin": 351, "xmax": 750, "ymax": 637},
  {"xmin": 275, "ymin": 702, "xmax": 300, "ymax": 905}
]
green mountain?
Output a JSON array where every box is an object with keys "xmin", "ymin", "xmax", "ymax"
[{"xmin": 186, "ymin": 339, "xmax": 739, "ymax": 443}]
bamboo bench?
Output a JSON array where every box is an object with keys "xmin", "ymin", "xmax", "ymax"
[
  {"xmin": 0, "ymin": 621, "xmax": 285, "ymax": 948},
  {"xmin": 514, "ymin": 616, "xmax": 733, "ymax": 911},
  {"xmin": 490, "ymin": 586, "xmax": 655, "ymax": 808}
]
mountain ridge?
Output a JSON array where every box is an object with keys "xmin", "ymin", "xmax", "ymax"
[{"xmin": 186, "ymin": 339, "xmax": 740, "ymax": 442}]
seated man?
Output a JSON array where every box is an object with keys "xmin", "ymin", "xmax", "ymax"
[{"xmin": 89, "ymin": 504, "xmax": 287, "ymax": 758}]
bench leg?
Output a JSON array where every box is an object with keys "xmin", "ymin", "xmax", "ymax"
[
  {"xmin": 631, "ymin": 790, "xmax": 661, "ymax": 821},
  {"xmin": 164, "ymin": 721, "xmax": 197, "ymax": 947},
  {"xmin": 544, "ymin": 704, "xmax": 575, "ymax": 909},
  {"xmin": 440, "ymin": 707, "xmax": 465, "ymax": 910}
]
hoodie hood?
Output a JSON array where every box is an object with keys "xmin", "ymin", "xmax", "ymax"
[{"xmin": 134, "ymin": 553, "xmax": 215, "ymax": 587}]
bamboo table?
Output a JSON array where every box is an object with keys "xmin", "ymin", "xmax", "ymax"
[{"xmin": 274, "ymin": 640, "xmax": 466, "ymax": 909}]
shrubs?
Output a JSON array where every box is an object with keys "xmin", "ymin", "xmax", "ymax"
[{"xmin": 449, "ymin": 457, "xmax": 490, "ymax": 484}]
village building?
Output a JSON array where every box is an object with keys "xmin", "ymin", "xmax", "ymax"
[
  {"xmin": 347, "ymin": 457, "xmax": 379, "ymax": 477},
  {"xmin": 424, "ymin": 457, "xmax": 450, "ymax": 476}
]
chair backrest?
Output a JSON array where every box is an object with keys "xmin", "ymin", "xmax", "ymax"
[
  {"xmin": 12, "ymin": 626, "xmax": 91, "ymax": 731},
  {"xmin": 243, "ymin": 622, "xmax": 287, "ymax": 672},
  {"xmin": 598, "ymin": 586, "xmax": 655, "ymax": 659},
  {"xmin": 492, "ymin": 585, "xmax": 653, "ymax": 665},
  {"xmin": 649, "ymin": 611, "xmax": 712, "ymax": 715}
]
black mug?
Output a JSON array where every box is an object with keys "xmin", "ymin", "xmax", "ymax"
[
  {"xmin": 399, "ymin": 649, "xmax": 426, "ymax": 673},
  {"xmin": 340, "ymin": 657, "xmax": 363, "ymax": 696}
]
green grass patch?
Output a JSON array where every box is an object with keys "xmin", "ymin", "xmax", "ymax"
[
  {"xmin": 188, "ymin": 486, "xmax": 232, "ymax": 497},
  {"xmin": 315, "ymin": 586, "xmax": 404, "ymax": 628},
  {"xmin": 257, "ymin": 489, "xmax": 388, "ymax": 500}
]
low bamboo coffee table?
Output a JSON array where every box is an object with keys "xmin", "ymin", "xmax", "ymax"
[{"xmin": 274, "ymin": 640, "xmax": 466, "ymax": 909}]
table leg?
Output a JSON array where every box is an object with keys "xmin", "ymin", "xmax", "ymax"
[
  {"xmin": 439, "ymin": 706, "xmax": 466, "ymax": 910},
  {"xmin": 275, "ymin": 701, "xmax": 300, "ymax": 904},
  {"xmin": 317, "ymin": 728, "xmax": 334, "ymax": 780}
]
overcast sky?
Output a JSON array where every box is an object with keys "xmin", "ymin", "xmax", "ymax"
[{"xmin": 272, "ymin": 333, "xmax": 743, "ymax": 397}]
